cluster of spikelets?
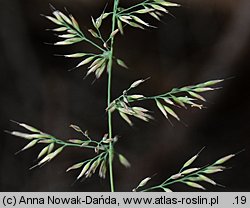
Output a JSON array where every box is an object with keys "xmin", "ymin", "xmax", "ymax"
[
  {"xmin": 108, "ymin": 79, "xmax": 223, "ymax": 126},
  {"xmin": 43, "ymin": 1, "xmax": 180, "ymax": 79},
  {"xmin": 44, "ymin": 5, "xmax": 120, "ymax": 79},
  {"xmin": 133, "ymin": 148, "xmax": 238, "ymax": 192},
  {"xmin": 116, "ymin": 0, "xmax": 180, "ymax": 32},
  {"xmin": 6, "ymin": 121, "xmax": 130, "ymax": 180},
  {"xmin": 7, "ymin": 78, "xmax": 224, "ymax": 181},
  {"xmin": 7, "ymin": 119, "xmax": 238, "ymax": 190}
]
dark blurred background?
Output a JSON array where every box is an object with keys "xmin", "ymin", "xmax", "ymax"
[{"xmin": 0, "ymin": 0, "xmax": 249, "ymax": 191}]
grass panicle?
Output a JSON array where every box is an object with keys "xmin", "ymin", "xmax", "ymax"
[{"xmin": 7, "ymin": 0, "xmax": 239, "ymax": 192}]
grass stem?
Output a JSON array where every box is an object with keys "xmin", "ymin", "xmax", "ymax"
[{"xmin": 107, "ymin": 0, "xmax": 120, "ymax": 192}]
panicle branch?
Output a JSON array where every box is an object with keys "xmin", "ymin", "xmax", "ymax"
[
  {"xmin": 134, "ymin": 148, "xmax": 236, "ymax": 192},
  {"xmin": 108, "ymin": 79, "xmax": 224, "ymax": 125}
]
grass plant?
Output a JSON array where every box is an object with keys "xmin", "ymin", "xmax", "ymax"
[{"xmin": 7, "ymin": 0, "xmax": 237, "ymax": 192}]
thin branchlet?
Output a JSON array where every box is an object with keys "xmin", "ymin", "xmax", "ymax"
[
  {"xmin": 6, "ymin": 122, "xmax": 116, "ymax": 179},
  {"xmin": 136, "ymin": 149, "xmax": 236, "ymax": 192},
  {"xmin": 109, "ymin": 79, "xmax": 224, "ymax": 125}
]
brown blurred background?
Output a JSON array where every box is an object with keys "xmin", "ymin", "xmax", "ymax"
[{"xmin": 0, "ymin": 0, "xmax": 250, "ymax": 191}]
